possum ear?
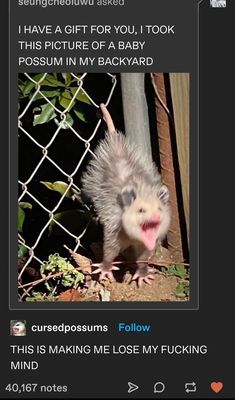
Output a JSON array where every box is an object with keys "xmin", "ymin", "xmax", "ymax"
[
  {"xmin": 158, "ymin": 185, "xmax": 169, "ymax": 204},
  {"xmin": 118, "ymin": 186, "xmax": 136, "ymax": 208}
]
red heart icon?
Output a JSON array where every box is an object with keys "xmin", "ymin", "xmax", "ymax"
[{"xmin": 210, "ymin": 382, "xmax": 223, "ymax": 393}]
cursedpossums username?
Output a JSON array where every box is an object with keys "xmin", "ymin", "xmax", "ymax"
[{"xmin": 81, "ymin": 104, "xmax": 171, "ymax": 286}]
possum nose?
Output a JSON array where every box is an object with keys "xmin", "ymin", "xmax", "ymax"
[{"xmin": 151, "ymin": 213, "xmax": 160, "ymax": 223}]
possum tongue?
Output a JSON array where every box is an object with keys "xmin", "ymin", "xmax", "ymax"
[{"xmin": 140, "ymin": 220, "xmax": 159, "ymax": 251}]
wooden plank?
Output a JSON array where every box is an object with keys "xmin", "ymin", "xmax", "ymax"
[
  {"xmin": 169, "ymin": 73, "xmax": 190, "ymax": 242},
  {"xmin": 152, "ymin": 73, "xmax": 184, "ymax": 262}
]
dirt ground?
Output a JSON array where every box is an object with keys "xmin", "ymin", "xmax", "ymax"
[
  {"xmin": 90, "ymin": 274, "xmax": 187, "ymax": 302},
  {"xmin": 22, "ymin": 246, "xmax": 189, "ymax": 302},
  {"xmin": 57, "ymin": 247, "xmax": 189, "ymax": 303},
  {"xmin": 107, "ymin": 273, "xmax": 186, "ymax": 302},
  {"xmin": 58, "ymin": 267, "xmax": 189, "ymax": 302}
]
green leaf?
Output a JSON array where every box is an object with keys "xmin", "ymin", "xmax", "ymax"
[
  {"xmin": 59, "ymin": 90, "xmax": 74, "ymax": 110},
  {"xmin": 62, "ymin": 73, "xmax": 72, "ymax": 84},
  {"xmin": 18, "ymin": 82, "xmax": 26, "ymax": 94},
  {"xmin": 40, "ymin": 181, "xmax": 79, "ymax": 198},
  {"xmin": 175, "ymin": 282, "xmax": 189, "ymax": 298},
  {"xmin": 33, "ymin": 99, "xmax": 57, "ymax": 126},
  {"xmin": 22, "ymin": 81, "xmax": 36, "ymax": 97},
  {"xmin": 175, "ymin": 283, "xmax": 186, "ymax": 297},
  {"xmin": 48, "ymin": 210, "xmax": 86, "ymax": 236},
  {"xmin": 22, "ymin": 73, "xmax": 66, "ymax": 97},
  {"xmin": 22, "ymin": 74, "xmax": 45, "ymax": 96},
  {"xmin": 70, "ymin": 87, "xmax": 91, "ymax": 104},
  {"xmin": 174, "ymin": 264, "xmax": 188, "ymax": 279},
  {"xmin": 54, "ymin": 112, "xmax": 74, "ymax": 129},
  {"xmin": 73, "ymin": 109, "xmax": 86, "ymax": 122},
  {"xmin": 18, "ymin": 202, "xmax": 32, "ymax": 232},
  {"xmin": 18, "ymin": 244, "xmax": 28, "ymax": 257},
  {"xmin": 33, "ymin": 73, "xmax": 66, "ymax": 88},
  {"xmin": 18, "ymin": 79, "xmax": 25, "ymax": 92},
  {"xmin": 31, "ymin": 90, "xmax": 60, "ymax": 101},
  {"xmin": 63, "ymin": 112, "xmax": 74, "ymax": 128},
  {"xmin": 40, "ymin": 253, "xmax": 84, "ymax": 291},
  {"xmin": 20, "ymin": 73, "xmax": 66, "ymax": 99},
  {"xmin": 19, "ymin": 202, "xmax": 32, "ymax": 210},
  {"xmin": 25, "ymin": 291, "xmax": 57, "ymax": 302},
  {"xmin": 26, "ymin": 292, "xmax": 44, "ymax": 301},
  {"xmin": 33, "ymin": 106, "xmax": 41, "ymax": 113},
  {"xmin": 18, "ymin": 206, "xmax": 25, "ymax": 233},
  {"xmin": 167, "ymin": 264, "xmax": 188, "ymax": 279}
]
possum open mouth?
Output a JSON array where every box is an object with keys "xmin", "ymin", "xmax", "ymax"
[{"xmin": 140, "ymin": 217, "xmax": 160, "ymax": 251}]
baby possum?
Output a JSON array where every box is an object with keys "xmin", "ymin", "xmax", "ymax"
[
  {"xmin": 11, "ymin": 321, "xmax": 26, "ymax": 336},
  {"xmin": 81, "ymin": 104, "xmax": 171, "ymax": 286}
]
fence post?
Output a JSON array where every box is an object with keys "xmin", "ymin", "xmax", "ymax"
[
  {"xmin": 120, "ymin": 73, "xmax": 152, "ymax": 157},
  {"xmin": 169, "ymin": 73, "xmax": 189, "ymax": 243},
  {"xmin": 151, "ymin": 73, "xmax": 184, "ymax": 262}
]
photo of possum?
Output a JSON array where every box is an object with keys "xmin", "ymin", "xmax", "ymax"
[
  {"xmin": 81, "ymin": 104, "xmax": 171, "ymax": 287},
  {"xmin": 10, "ymin": 320, "xmax": 26, "ymax": 336},
  {"xmin": 18, "ymin": 72, "xmax": 189, "ymax": 302}
]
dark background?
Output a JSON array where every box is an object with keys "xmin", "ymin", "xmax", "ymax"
[{"xmin": 1, "ymin": 0, "xmax": 235, "ymax": 398}]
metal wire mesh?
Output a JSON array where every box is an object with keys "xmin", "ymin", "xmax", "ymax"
[{"xmin": 18, "ymin": 72, "xmax": 117, "ymax": 298}]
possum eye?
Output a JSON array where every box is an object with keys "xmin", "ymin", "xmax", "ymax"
[
  {"xmin": 117, "ymin": 186, "xmax": 136, "ymax": 208},
  {"xmin": 158, "ymin": 207, "xmax": 163, "ymax": 212},
  {"xmin": 138, "ymin": 208, "xmax": 146, "ymax": 213}
]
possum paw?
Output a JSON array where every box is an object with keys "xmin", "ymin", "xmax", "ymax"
[
  {"xmin": 132, "ymin": 266, "xmax": 155, "ymax": 287},
  {"xmin": 92, "ymin": 262, "xmax": 119, "ymax": 282}
]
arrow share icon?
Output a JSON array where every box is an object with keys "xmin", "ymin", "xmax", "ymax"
[{"xmin": 128, "ymin": 382, "xmax": 139, "ymax": 393}]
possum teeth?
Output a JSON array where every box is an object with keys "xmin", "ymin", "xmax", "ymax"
[{"xmin": 142, "ymin": 221, "xmax": 159, "ymax": 230}]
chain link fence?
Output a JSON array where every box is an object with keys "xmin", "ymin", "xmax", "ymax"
[{"xmin": 18, "ymin": 72, "xmax": 117, "ymax": 300}]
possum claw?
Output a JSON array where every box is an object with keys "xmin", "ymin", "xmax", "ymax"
[
  {"xmin": 132, "ymin": 266, "xmax": 155, "ymax": 287},
  {"xmin": 92, "ymin": 263, "xmax": 119, "ymax": 282}
]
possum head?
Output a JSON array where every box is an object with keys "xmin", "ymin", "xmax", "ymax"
[
  {"xmin": 12, "ymin": 321, "xmax": 26, "ymax": 336},
  {"xmin": 119, "ymin": 185, "xmax": 170, "ymax": 251}
]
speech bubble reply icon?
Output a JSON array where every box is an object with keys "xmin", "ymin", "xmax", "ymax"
[{"xmin": 153, "ymin": 382, "xmax": 165, "ymax": 393}]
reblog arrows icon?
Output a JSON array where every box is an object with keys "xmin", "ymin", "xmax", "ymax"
[
  {"xmin": 128, "ymin": 382, "xmax": 139, "ymax": 393},
  {"xmin": 185, "ymin": 382, "xmax": 197, "ymax": 393}
]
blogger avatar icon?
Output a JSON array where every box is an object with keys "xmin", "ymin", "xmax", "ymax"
[{"xmin": 10, "ymin": 320, "xmax": 26, "ymax": 336}]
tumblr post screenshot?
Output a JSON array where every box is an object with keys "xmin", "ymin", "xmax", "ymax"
[{"xmin": 1, "ymin": 0, "xmax": 234, "ymax": 398}]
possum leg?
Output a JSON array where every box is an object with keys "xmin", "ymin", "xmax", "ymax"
[
  {"xmin": 92, "ymin": 261, "xmax": 119, "ymax": 282},
  {"xmin": 92, "ymin": 230, "xmax": 120, "ymax": 282},
  {"xmin": 131, "ymin": 249, "xmax": 155, "ymax": 287},
  {"xmin": 132, "ymin": 265, "xmax": 155, "ymax": 287}
]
